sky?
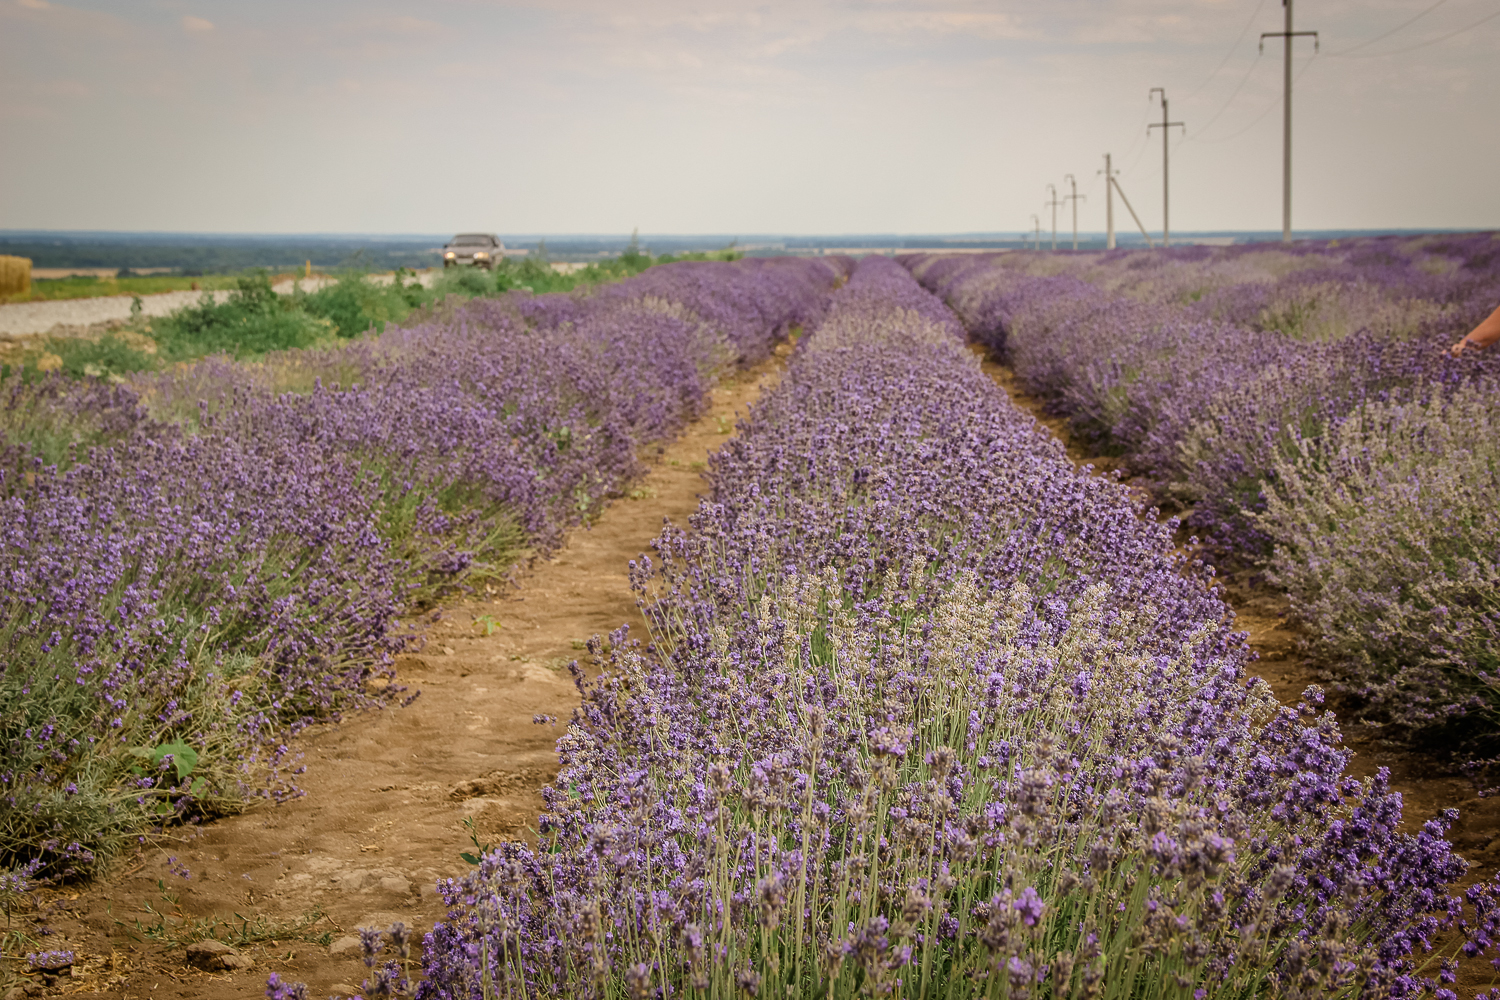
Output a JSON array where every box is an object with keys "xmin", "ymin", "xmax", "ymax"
[{"xmin": 2, "ymin": 0, "xmax": 1498, "ymax": 237}]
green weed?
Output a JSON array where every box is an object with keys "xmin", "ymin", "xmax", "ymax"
[{"xmin": 118, "ymin": 882, "xmax": 331, "ymax": 948}]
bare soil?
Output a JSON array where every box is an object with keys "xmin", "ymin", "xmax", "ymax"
[{"xmin": 12, "ymin": 351, "xmax": 789, "ymax": 1000}]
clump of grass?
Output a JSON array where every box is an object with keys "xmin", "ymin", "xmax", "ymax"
[
  {"xmin": 120, "ymin": 879, "xmax": 332, "ymax": 948},
  {"xmin": 0, "ymin": 332, "xmax": 158, "ymax": 386},
  {"xmin": 482, "ymin": 240, "xmax": 742, "ymax": 297},
  {"xmin": 44, "ymin": 331, "xmax": 159, "ymax": 379}
]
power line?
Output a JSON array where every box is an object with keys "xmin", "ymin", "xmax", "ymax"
[
  {"xmin": 1114, "ymin": 100, "xmax": 1155, "ymax": 178},
  {"xmin": 1329, "ymin": 5, "xmax": 1500, "ymax": 57},
  {"xmin": 1324, "ymin": 0, "xmax": 1450, "ymax": 55},
  {"xmin": 1190, "ymin": 49, "xmax": 1265, "ymax": 139},
  {"xmin": 1182, "ymin": 0, "xmax": 1270, "ymax": 101},
  {"xmin": 1186, "ymin": 52, "xmax": 1318, "ymax": 145}
]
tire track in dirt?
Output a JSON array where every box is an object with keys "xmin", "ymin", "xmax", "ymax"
[{"xmin": 36, "ymin": 350, "xmax": 790, "ymax": 1000}]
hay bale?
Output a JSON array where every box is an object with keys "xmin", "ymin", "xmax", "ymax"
[{"xmin": 0, "ymin": 256, "xmax": 31, "ymax": 298}]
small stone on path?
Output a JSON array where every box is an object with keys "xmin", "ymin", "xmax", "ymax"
[
  {"xmin": 379, "ymin": 875, "xmax": 412, "ymax": 895},
  {"xmin": 327, "ymin": 935, "xmax": 362, "ymax": 957},
  {"xmin": 185, "ymin": 938, "xmax": 254, "ymax": 971}
]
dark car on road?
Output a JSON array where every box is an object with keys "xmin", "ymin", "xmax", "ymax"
[{"xmin": 443, "ymin": 233, "xmax": 503, "ymax": 270}]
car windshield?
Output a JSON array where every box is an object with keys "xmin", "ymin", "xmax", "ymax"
[{"xmin": 450, "ymin": 235, "xmax": 491, "ymax": 247}]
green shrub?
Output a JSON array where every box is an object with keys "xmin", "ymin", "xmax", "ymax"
[
  {"xmin": 151, "ymin": 273, "xmax": 334, "ymax": 360},
  {"xmin": 297, "ymin": 270, "xmax": 422, "ymax": 338}
]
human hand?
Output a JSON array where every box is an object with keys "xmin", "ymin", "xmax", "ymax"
[{"xmin": 1453, "ymin": 306, "xmax": 1500, "ymax": 356}]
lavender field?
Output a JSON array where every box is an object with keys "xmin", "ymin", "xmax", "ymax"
[
  {"xmin": 5, "ymin": 244, "xmax": 1500, "ymax": 1000},
  {"xmin": 0, "ymin": 257, "xmax": 843, "ymax": 877},
  {"xmin": 905, "ymin": 236, "xmax": 1500, "ymax": 739},
  {"xmin": 409, "ymin": 258, "xmax": 1500, "ymax": 1000}
]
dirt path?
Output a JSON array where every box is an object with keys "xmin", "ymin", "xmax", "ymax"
[{"xmin": 25, "ymin": 352, "xmax": 787, "ymax": 1000}]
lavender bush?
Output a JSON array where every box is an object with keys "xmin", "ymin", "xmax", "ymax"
[
  {"xmin": 0, "ymin": 258, "xmax": 842, "ymax": 872},
  {"xmin": 904, "ymin": 236, "xmax": 1500, "ymax": 551},
  {"xmin": 417, "ymin": 259, "xmax": 1499, "ymax": 999},
  {"xmin": 1256, "ymin": 378, "xmax": 1500, "ymax": 731},
  {"xmin": 903, "ymin": 237, "xmax": 1500, "ymax": 734}
]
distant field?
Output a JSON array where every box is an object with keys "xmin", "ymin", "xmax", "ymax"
[{"xmin": 6, "ymin": 272, "xmax": 254, "ymax": 303}]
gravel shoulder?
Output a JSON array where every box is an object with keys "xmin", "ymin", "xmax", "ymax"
[{"xmin": 0, "ymin": 290, "xmax": 235, "ymax": 338}]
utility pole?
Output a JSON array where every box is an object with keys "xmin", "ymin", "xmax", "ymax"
[
  {"xmin": 1100, "ymin": 154, "xmax": 1116, "ymax": 250},
  {"xmin": 1261, "ymin": 0, "xmax": 1319, "ymax": 243},
  {"xmin": 1045, "ymin": 184, "xmax": 1062, "ymax": 250},
  {"xmin": 1063, "ymin": 174, "xmax": 1086, "ymax": 250},
  {"xmin": 1030, "ymin": 214, "xmax": 1041, "ymax": 250},
  {"xmin": 1147, "ymin": 88, "xmax": 1185, "ymax": 247}
]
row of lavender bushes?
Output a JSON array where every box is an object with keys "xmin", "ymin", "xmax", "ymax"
[
  {"xmin": 0, "ymin": 257, "xmax": 844, "ymax": 875},
  {"xmin": 408, "ymin": 258, "xmax": 1500, "ymax": 1000},
  {"xmin": 902, "ymin": 237, "xmax": 1500, "ymax": 736}
]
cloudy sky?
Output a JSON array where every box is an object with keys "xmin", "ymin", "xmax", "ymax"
[{"xmin": 2, "ymin": 0, "xmax": 1497, "ymax": 236}]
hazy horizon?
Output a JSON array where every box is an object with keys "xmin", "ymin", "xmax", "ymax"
[
  {"xmin": 4, "ymin": 0, "xmax": 1498, "ymax": 236},
  {"xmin": 7, "ymin": 225, "xmax": 1484, "ymax": 241}
]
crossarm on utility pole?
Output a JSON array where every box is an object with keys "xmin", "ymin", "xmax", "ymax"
[{"xmin": 1110, "ymin": 177, "xmax": 1156, "ymax": 248}]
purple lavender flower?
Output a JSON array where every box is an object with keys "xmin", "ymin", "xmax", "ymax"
[
  {"xmin": 415, "ymin": 256, "xmax": 1499, "ymax": 1000},
  {"xmin": 265, "ymin": 973, "xmax": 310, "ymax": 1000},
  {"xmin": 1, "ymin": 257, "xmax": 840, "ymax": 870}
]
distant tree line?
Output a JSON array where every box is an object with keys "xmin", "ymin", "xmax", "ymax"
[{"xmin": 0, "ymin": 238, "xmax": 442, "ymax": 273}]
